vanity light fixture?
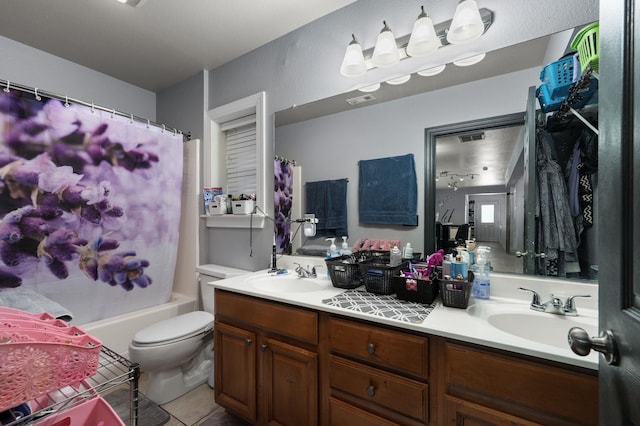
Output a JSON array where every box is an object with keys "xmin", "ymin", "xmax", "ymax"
[
  {"xmin": 339, "ymin": 4, "xmax": 493, "ymax": 77},
  {"xmin": 453, "ymin": 52, "xmax": 486, "ymax": 66},
  {"xmin": 406, "ymin": 6, "xmax": 441, "ymax": 57},
  {"xmin": 447, "ymin": 0, "xmax": 485, "ymax": 44},
  {"xmin": 417, "ymin": 64, "xmax": 446, "ymax": 77},
  {"xmin": 371, "ymin": 21, "xmax": 400, "ymax": 68},
  {"xmin": 385, "ymin": 75, "xmax": 411, "ymax": 85}
]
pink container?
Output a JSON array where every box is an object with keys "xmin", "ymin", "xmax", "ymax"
[
  {"xmin": 0, "ymin": 307, "xmax": 57, "ymax": 321},
  {"xmin": 0, "ymin": 328, "xmax": 102, "ymax": 412},
  {"xmin": 33, "ymin": 396, "xmax": 125, "ymax": 426}
]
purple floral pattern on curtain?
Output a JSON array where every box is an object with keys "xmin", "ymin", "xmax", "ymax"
[
  {"xmin": 274, "ymin": 159, "xmax": 293, "ymax": 254},
  {"xmin": 0, "ymin": 89, "xmax": 183, "ymax": 323}
]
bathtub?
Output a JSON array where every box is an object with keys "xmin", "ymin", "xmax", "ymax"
[{"xmin": 81, "ymin": 292, "xmax": 197, "ymax": 357}]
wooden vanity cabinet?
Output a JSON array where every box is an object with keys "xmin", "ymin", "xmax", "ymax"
[
  {"xmin": 434, "ymin": 339, "xmax": 598, "ymax": 426},
  {"xmin": 214, "ymin": 290, "xmax": 319, "ymax": 426},
  {"xmin": 322, "ymin": 315, "xmax": 430, "ymax": 426}
]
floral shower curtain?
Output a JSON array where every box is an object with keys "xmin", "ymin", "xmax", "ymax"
[
  {"xmin": 274, "ymin": 158, "xmax": 293, "ymax": 254},
  {"xmin": 0, "ymin": 88, "xmax": 183, "ymax": 324}
]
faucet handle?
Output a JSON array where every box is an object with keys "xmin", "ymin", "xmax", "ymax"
[
  {"xmin": 518, "ymin": 287, "xmax": 542, "ymax": 306},
  {"xmin": 564, "ymin": 294, "xmax": 591, "ymax": 313}
]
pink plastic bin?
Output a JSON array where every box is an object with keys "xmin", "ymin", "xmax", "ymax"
[{"xmin": 33, "ymin": 396, "xmax": 125, "ymax": 426}]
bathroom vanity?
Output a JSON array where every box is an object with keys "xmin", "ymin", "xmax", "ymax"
[{"xmin": 212, "ymin": 262, "xmax": 598, "ymax": 426}]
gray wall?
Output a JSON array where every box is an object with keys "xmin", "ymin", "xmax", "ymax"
[{"xmin": 0, "ymin": 35, "xmax": 155, "ymax": 120}]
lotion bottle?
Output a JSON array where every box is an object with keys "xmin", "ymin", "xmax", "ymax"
[
  {"xmin": 402, "ymin": 243, "xmax": 413, "ymax": 260},
  {"xmin": 340, "ymin": 236, "xmax": 352, "ymax": 255},
  {"xmin": 390, "ymin": 246, "xmax": 402, "ymax": 266},
  {"xmin": 471, "ymin": 246, "xmax": 491, "ymax": 299}
]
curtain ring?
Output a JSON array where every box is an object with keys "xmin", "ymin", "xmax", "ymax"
[
  {"xmin": 146, "ymin": 119, "xmax": 150, "ymax": 129},
  {"xmin": 64, "ymin": 96, "xmax": 70, "ymax": 107},
  {"xmin": 91, "ymin": 102, "xmax": 95, "ymax": 114},
  {"xmin": 111, "ymin": 108, "xmax": 115, "ymax": 118},
  {"xmin": 34, "ymin": 88, "xmax": 41, "ymax": 101},
  {"xmin": 162, "ymin": 124, "xmax": 165, "ymax": 133},
  {"xmin": 3, "ymin": 81, "xmax": 9, "ymax": 93},
  {"xmin": 130, "ymin": 113, "xmax": 134, "ymax": 124},
  {"xmin": 173, "ymin": 128, "xmax": 177, "ymax": 136}
]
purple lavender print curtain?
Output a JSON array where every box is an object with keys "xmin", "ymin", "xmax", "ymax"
[
  {"xmin": 0, "ymin": 89, "xmax": 183, "ymax": 324},
  {"xmin": 274, "ymin": 158, "xmax": 293, "ymax": 254}
]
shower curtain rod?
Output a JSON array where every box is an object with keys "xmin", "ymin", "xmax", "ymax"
[{"xmin": 1, "ymin": 78, "xmax": 192, "ymax": 141}]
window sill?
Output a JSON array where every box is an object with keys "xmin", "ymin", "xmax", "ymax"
[{"xmin": 202, "ymin": 214, "xmax": 266, "ymax": 229}]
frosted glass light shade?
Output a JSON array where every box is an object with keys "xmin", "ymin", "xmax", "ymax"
[
  {"xmin": 340, "ymin": 35, "xmax": 366, "ymax": 77},
  {"xmin": 417, "ymin": 64, "xmax": 446, "ymax": 76},
  {"xmin": 453, "ymin": 52, "xmax": 486, "ymax": 66},
  {"xmin": 406, "ymin": 9, "xmax": 441, "ymax": 57},
  {"xmin": 358, "ymin": 83, "xmax": 381, "ymax": 92},
  {"xmin": 371, "ymin": 22, "xmax": 400, "ymax": 68},
  {"xmin": 386, "ymin": 75, "xmax": 411, "ymax": 85},
  {"xmin": 446, "ymin": 0, "xmax": 484, "ymax": 44}
]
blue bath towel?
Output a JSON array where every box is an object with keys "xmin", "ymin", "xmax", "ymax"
[
  {"xmin": 305, "ymin": 179, "xmax": 348, "ymax": 237},
  {"xmin": 358, "ymin": 154, "xmax": 417, "ymax": 225}
]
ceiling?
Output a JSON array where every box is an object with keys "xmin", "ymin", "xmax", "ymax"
[{"xmin": 0, "ymin": 0, "xmax": 355, "ymax": 92}]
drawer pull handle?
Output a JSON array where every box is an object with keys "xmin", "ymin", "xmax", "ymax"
[
  {"xmin": 366, "ymin": 385, "xmax": 376, "ymax": 397},
  {"xmin": 246, "ymin": 338, "xmax": 252, "ymax": 345},
  {"xmin": 367, "ymin": 343, "xmax": 376, "ymax": 354},
  {"xmin": 261, "ymin": 343, "xmax": 268, "ymax": 352}
]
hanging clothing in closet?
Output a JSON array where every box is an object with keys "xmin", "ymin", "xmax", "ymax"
[{"xmin": 536, "ymin": 129, "xmax": 580, "ymax": 275}]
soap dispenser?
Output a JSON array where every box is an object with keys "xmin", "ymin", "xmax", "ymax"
[
  {"xmin": 402, "ymin": 243, "xmax": 413, "ymax": 260},
  {"xmin": 340, "ymin": 236, "xmax": 352, "ymax": 255},
  {"xmin": 471, "ymin": 246, "xmax": 491, "ymax": 299},
  {"xmin": 325, "ymin": 238, "xmax": 339, "ymax": 259}
]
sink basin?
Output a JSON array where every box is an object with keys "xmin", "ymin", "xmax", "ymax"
[
  {"xmin": 467, "ymin": 302, "xmax": 598, "ymax": 349},
  {"xmin": 248, "ymin": 273, "xmax": 330, "ymax": 293}
]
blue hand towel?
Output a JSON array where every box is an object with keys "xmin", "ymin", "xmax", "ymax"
[
  {"xmin": 305, "ymin": 179, "xmax": 348, "ymax": 237},
  {"xmin": 358, "ymin": 154, "xmax": 417, "ymax": 225}
]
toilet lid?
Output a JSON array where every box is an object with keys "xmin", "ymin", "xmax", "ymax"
[{"xmin": 133, "ymin": 311, "xmax": 214, "ymax": 345}]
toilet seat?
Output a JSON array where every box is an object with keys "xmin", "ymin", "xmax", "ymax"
[{"xmin": 132, "ymin": 311, "xmax": 214, "ymax": 346}]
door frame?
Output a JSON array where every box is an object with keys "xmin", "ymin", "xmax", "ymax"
[{"xmin": 424, "ymin": 113, "xmax": 525, "ymax": 254}]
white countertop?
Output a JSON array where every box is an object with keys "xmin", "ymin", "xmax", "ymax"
[{"xmin": 210, "ymin": 256, "xmax": 599, "ymax": 370}]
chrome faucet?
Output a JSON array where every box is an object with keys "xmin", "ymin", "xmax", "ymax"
[
  {"xmin": 294, "ymin": 263, "xmax": 318, "ymax": 278},
  {"xmin": 518, "ymin": 288, "xmax": 591, "ymax": 316}
]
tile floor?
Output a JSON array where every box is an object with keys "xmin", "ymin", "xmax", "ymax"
[{"xmin": 136, "ymin": 373, "xmax": 250, "ymax": 426}]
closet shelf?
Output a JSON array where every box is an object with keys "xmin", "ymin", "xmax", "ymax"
[{"xmin": 4, "ymin": 345, "xmax": 139, "ymax": 426}]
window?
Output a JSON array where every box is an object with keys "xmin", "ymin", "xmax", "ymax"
[
  {"xmin": 206, "ymin": 92, "xmax": 267, "ymax": 228},
  {"xmin": 480, "ymin": 204, "xmax": 495, "ymax": 224}
]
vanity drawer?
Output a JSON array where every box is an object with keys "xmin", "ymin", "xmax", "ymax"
[
  {"xmin": 328, "ymin": 316, "xmax": 428, "ymax": 379},
  {"xmin": 215, "ymin": 290, "xmax": 318, "ymax": 345},
  {"xmin": 443, "ymin": 341, "xmax": 598, "ymax": 425},
  {"xmin": 329, "ymin": 397, "xmax": 397, "ymax": 426},
  {"xmin": 329, "ymin": 355, "xmax": 429, "ymax": 424}
]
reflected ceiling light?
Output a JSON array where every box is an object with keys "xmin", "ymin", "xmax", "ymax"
[
  {"xmin": 386, "ymin": 75, "xmax": 411, "ymax": 85},
  {"xmin": 371, "ymin": 21, "xmax": 400, "ymax": 68},
  {"xmin": 453, "ymin": 52, "xmax": 486, "ymax": 66},
  {"xmin": 417, "ymin": 64, "xmax": 446, "ymax": 77},
  {"xmin": 340, "ymin": 34, "xmax": 367, "ymax": 77},
  {"xmin": 447, "ymin": 0, "xmax": 485, "ymax": 44},
  {"xmin": 116, "ymin": 0, "xmax": 146, "ymax": 6},
  {"xmin": 358, "ymin": 83, "xmax": 381, "ymax": 93},
  {"xmin": 406, "ymin": 6, "xmax": 441, "ymax": 57}
]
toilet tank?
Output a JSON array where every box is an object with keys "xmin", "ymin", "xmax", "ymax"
[{"xmin": 196, "ymin": 264, "xmax": 249, "ymax": 314}]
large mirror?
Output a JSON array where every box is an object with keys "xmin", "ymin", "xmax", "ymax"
[{"xmin": 275, "ymin": 28, "xmax": 598, "ymax": 283}]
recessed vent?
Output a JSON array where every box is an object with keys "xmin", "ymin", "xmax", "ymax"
[
  {"xmin": 346, "ymin": 94, "xmax": 376, "ymax": 105},
  {"xmin": 458, "ymin": 132, "xmax": 486, "ymax": 143}
]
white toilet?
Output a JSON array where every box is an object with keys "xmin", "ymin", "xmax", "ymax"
[{"xmin": 128, "ymin": 264, "xmax": 248, "ymax": 405}]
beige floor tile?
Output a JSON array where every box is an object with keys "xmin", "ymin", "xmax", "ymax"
[{"xmin": 160, "ymin": 383, "xmax": 218, "ymax": 426}]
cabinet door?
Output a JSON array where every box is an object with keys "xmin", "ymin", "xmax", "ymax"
[
  {"xmin": 261, "ymin": 336, "xmax": 318, "ymax": 426},
  {"xmin": 445, "ymin": 396, "xmax": 543, "ymax": 426},
  {"xmin": 214, "ymin": 321, "xmax": 257, "ymax": 423}
]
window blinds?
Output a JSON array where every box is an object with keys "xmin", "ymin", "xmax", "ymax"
[{"xmin": 222, "ymin": 114, "xmax": 257, "ymax": 197}]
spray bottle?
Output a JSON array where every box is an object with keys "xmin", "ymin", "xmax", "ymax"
[{"xmin": 471, "ymin": 246, "xmax": 491, "ymax": 299}]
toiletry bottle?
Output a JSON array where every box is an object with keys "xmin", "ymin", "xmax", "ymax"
[
  {"xmin": 451, "ymin": 255, "xmax": 469, "ymax": 280},
  {"xmin": 471, "ymin": 246, "xmax": 491, "ymax": 299},
  {"xmin": 442, "ymin": 254, "xmax": 452, "ymax": 278},
  {"xmin": 390, "ymin": 246, "xmax": 402, "ymax": 266},
  {"xmin": 340, "ymin": 236, "xmax": 352, "ymax": 255},
  {"xmin": 326, "ymin": 237, "xmax": 338, "ymax": 277},
  {"xmin": 402, "ymin": 243, "xmax": 413, "ymax": 260}
]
